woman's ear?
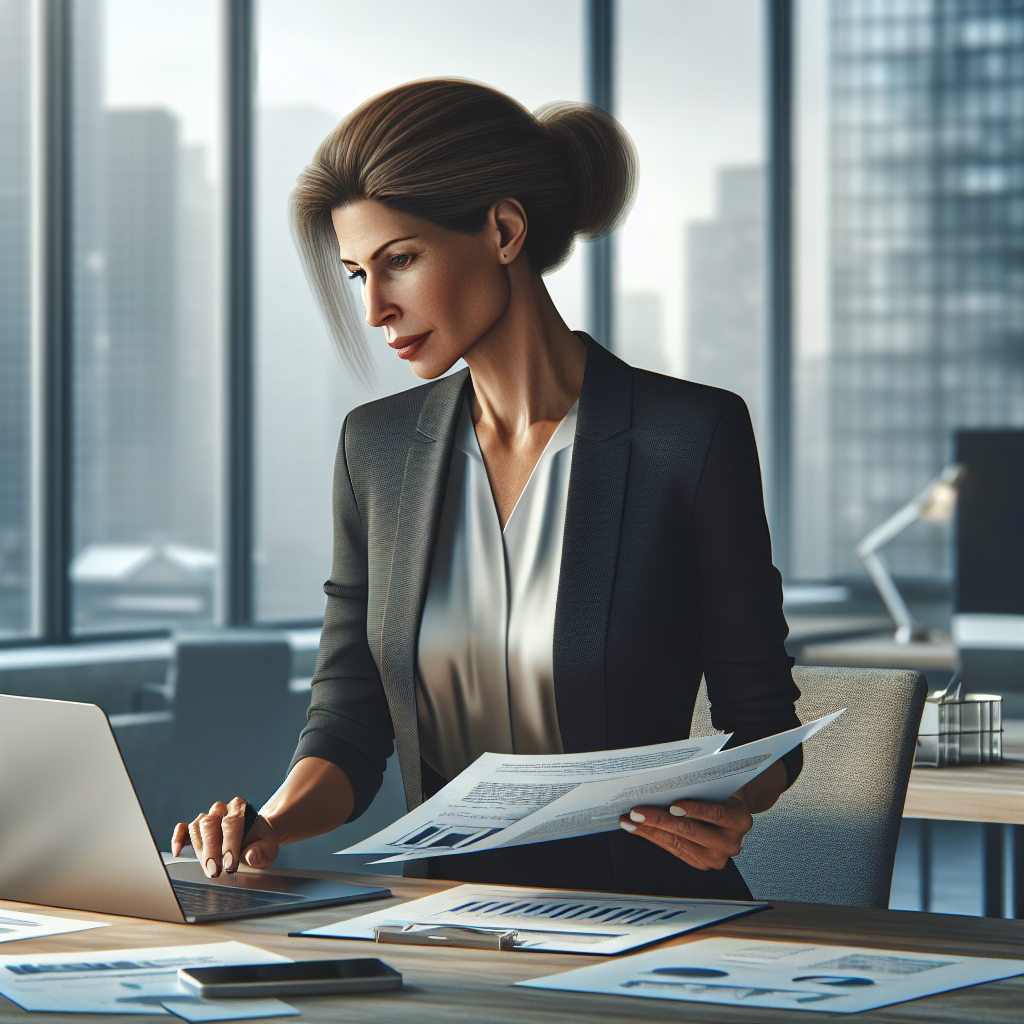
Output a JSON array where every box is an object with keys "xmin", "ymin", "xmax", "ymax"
[{"xmin": 490, "ymin": 198, "xmax": 528, "ymax": 264}]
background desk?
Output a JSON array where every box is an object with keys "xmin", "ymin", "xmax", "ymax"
[
  {"xmin": 905, "ymin": 762, "xmax": 1024, "ymax": 826},
  {"xmin": 904, "ymin": 759, "xmax": 1024, "ymax": 918},
  {"xmin": 802, "ymin": 631, "xmax": 958, "ymax": 678},
  {"xmin": 1, "ymin": 870, "xmax": 1021, "ymax": 1023}
]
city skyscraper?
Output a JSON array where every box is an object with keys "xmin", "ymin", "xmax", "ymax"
[
  {"xmin": 828, "ymin": 0, "xmax": 1024, "ymax": 578},
  {"xmin": 66, "ymin": 0, "xmax": 220, "ymax": 630},
  {"xmin": 0, "ymin": 0, "xmax": 33, "ymax": 636},
  {"xmin": 103, "ymin": 108, "xmax": 179, "ymax": 543},
  {"xmin": 685, "ymin": 165, "xmax": 766, "ymax": 443}
]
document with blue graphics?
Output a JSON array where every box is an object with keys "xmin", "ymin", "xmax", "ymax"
[
  {"xmin": 338, "ymin": 712, "xmax": 842, "ymax": 864},
  {"xmin": 0, "ymin": 908, "xmax": 107, "ymax": 944},
  {"xmin": 0, "ymin": 941, "xmax": 296, "ymax": 1017},
  {"xmin": 298, "ymin": 883, "xmax": 767, "ymax": 955},
  {"xmin": 336, "ymin": 733, "xmax": 730, "ymax": 862},
  {"xmin": 518, "ymin": 937, "xmax": 1024, "ymax": 1012}
]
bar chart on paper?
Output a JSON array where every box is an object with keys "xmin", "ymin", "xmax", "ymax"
[{"xmin": 296, "ymin": 884, "xmax": 767, "ymax": 955}]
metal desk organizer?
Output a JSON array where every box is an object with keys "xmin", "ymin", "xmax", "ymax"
[{"xmin": 915, "ymin": 678, "xmax": 1003, "ymax": 768}]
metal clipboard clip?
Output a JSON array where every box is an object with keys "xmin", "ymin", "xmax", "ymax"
[{"xmin": 373, "ymin": 924, "xmax": 521, "ymax": 951}]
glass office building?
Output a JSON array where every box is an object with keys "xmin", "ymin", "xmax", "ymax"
[
  {"xmin": 69, "ymin": 0, "xmax": 222, "ymax": 633},
  {"xmin": 826, "ymin": 0, "xmax": 1024, "ymax": 578},
  {"xmin": 0, "ymin": 0, "xmax": 35, "ymax": 638}
]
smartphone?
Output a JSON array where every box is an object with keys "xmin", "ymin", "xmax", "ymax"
[{"xmin": 177, "ymin": 958, "xmax": 402, "ymax": 998}]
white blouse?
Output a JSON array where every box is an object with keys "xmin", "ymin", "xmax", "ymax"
[{"xmin": 415, "ymin": 394, "xmax": 578, "ymax": 782}]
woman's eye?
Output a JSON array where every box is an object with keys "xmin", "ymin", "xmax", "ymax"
[
  {"xmin": 389, "ymin": 254, "xmax": 411, "ymax": 269},
  {"xmin": 347, "ymin": 268, "xmax": 365, "ymax": 281}
]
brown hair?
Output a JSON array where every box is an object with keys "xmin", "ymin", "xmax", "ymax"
[{"xmin": 291, "ymin": 78, "xmax": 637, "ymax": 376}]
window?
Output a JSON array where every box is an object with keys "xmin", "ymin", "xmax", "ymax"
[
  {"xmin": 8, "ymin": 0, "xmax": 1023, "ymax": 649},
  {"xmin": 70, "ymin": 0, "xmax": 223, "ymax": 633},
  {"xmin": 617, "ymin": 0, "xmax": 765, "ymax": 439},
  {"xmin": 254, "ymin": 0, "xmax": 585, "ymax": 621}
]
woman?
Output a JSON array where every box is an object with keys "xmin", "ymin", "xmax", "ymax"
[{"xmin": 173, "ymin": 79, "xmax": 801, "ymax": 899}]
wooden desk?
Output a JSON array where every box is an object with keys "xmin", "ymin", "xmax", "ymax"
[
  {"xmin": 903, "ymin": 759, "xmax": 1024, "ymax": 917},
  {"xmin": 905, "ymin": 761, "xmax": 1024, "ymax": 825},
  {"xmin": 1, "ymin": 871, "xmax": 1021, "ymax": 1023}
]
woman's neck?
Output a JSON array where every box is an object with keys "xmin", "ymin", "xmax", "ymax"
[{"xmin": 463, "ymin": 265, "xmax": 587, "ymax": 443}]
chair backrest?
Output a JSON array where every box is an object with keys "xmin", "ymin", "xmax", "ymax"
[
  {"xmin": 169, "ymin": 635, "xmax": 293, "ymax": 826},
  {"xmin": 690, "ymin": 665, "xmax": 927, "ymax": 908}
]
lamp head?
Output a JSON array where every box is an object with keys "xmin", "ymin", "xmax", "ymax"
[{"xmin": 920, "ymin": 463, "xmax": 965, "ymax": 523}]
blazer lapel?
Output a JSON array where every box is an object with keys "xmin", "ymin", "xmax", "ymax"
[
  {"xmin": 380, "ymin": 368, "xmax": 470, "ymax": 810},
  {"xmin": 554, "ymin": 337, "xmax": 633, "ymax": 753}
]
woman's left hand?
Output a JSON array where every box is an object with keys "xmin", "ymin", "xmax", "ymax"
[
  {"xmin": 618, "ymin": 760, "xmax": 788, "ymax": 870},
  {"xmin": 619, "ymin": 796, "xmax": 753, "ymax": 870}
]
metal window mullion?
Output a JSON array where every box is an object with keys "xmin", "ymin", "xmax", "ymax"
[
  {"xmin": 765, "ymin": 0, "xmax": 794, "ymax": 579},
  {"xmin": 41, "ymin": 0, "xmax": 73, "ymax": 643},
  {"xmin": 224, "ymin": 0, "xmax": 255, "ymax": 626},
  {"xmin": 586, "ymin": 0, "xmax": 614, "ymax": 350}
]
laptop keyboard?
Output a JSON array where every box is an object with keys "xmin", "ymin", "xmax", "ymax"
[{"xmin": 172, "ymin": 879, "xmax": 306, "ymax": 917}]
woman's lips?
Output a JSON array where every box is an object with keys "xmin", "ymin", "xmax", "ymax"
[{"xmin": 389, "ymin": 331, "xmax": 430, "ymax": 360}]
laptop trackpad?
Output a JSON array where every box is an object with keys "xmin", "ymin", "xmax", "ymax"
[{"xmin": 164, "ymin": 858, "xmax": 391, "ymax": 904}]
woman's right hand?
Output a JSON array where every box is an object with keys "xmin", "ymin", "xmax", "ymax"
[{"xmin": 170, "ymin": 796, "xmax": 280, "ymax": 877}]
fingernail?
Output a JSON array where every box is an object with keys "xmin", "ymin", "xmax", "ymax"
[
  {"xmin": 629, "ymin": 810, "xmax": 646, "ymax": 823},
  {"xmin": 670, "ymin": 806, "xmax": 686, "ymax": 817},
  {"xmin": 246, "ymin": 848, "xmax": 260, "ymax": 866},
  {"xmin": 205, "ymin": 858, "xmax": 218, "ymax": 877},
  {"xmin": 619, "ymin": 821, "xmax": 637, "ymax": 833},
  {"xmin": 223, "ymin": 850, "xmax": 235, "ymax": 872}
]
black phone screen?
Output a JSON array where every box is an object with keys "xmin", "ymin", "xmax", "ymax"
[{"xmin": 183, "ymin": 959, "xmax": 398, "ymax": 986}]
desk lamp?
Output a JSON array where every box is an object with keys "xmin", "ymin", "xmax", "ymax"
[{"xmin": 855, "ymin": 464, "xmax": 964, "ymax": 643}]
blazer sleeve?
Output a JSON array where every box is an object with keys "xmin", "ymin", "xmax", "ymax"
[
  {"xmin": 288, "ymin": 416, "xmax": 395, "ymax": 821},
  {"xmin": 691, "ymin": 393, "xmax": 803, "ymax": 788}
]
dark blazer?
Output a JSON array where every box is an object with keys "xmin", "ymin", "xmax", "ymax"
[{"xmin": 292, "ymin": 336, "xmax": 800, "ymax": 898}]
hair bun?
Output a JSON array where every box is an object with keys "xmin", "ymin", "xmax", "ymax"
[{"xmin": 536, "ymin": 102, "xmax": 637, "ymax": 239}]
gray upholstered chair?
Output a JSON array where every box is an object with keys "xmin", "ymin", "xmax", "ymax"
[
  {"xmin": 164, "ymin": 634, "xmax": 299, "ymax": 843},
  {"xmin": 689, "ymin": 666, "xmax": 927, "ymax": 908}
]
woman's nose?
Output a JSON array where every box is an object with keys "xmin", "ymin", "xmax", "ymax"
[{"xmin": 362, "ymin": 275, "xmax": 397, "ymax": 328}]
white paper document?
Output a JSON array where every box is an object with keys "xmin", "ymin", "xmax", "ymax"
[
  {"xmin": 297, "ymin": 883, "xmax": 767, "ymax": 956},
  {"xmin": 517, "ymin": 937, "xmax": 1024, "ymax": 1012},
  {"xmin": 337, "ymin": 733, "xmax": 729, "ymax": 863},
  {"xmin": 163, "ymin": 997, "xmax": 298, "ymax": 1022},
  {"xmin": 0, "ymin": 908, "xmax": 107, "ymax": 944},
  {"xmin": 0, "ymin": 941, "xmax": 293, "ymax": 1017},
  {"xmin": 340, "ymin": 714, "xmax": 841, "ymax": 864}
]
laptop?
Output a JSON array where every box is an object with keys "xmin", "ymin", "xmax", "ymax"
[{"xmin": 0, "ymin": 693, "xmax": 391, "ymax": 923}]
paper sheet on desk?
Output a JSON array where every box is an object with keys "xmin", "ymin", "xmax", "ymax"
[
  {"xmin": 163, "ymin": 997, "xmax": 298, "ymax": 1021},
  {"xmin": 517, "ymin": 936, "xmax": 1024, "ymax": 1012},
  {"xmin": 0, "ymin": 908, "xmax": 107, "ymax": 944},
  {"xmin": 297, "ymin": 883, "xmax": 767, "ymax": 956},
  {"xmin": 336, "ymin": 733, "xmax": 729, "ymax": 861},
  {"xmin": 0, "ymin": 941, "xmax": 293, "ymax": 1016},
  {"xmin": 351, "ymin": 712, "xmax": 842, "ymax": 864}
]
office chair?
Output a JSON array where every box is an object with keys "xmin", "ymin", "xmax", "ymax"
[
  {"xmin": 163, "ymin": 634, "xmax": 298, "ymax": 844},
  {"xmin": 690, "ymin": 665, "xmax": 927, "ymax": 909}
]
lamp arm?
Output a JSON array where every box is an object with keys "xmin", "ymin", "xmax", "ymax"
[
  {"xmin": 855, "ymin": 494, "xmax": 928, "ymax": 558},
  {"xmin": 855, "ymin": 465, "xmax": 963, "ymax": 558},
  {"xmin": 860, "ymin": 550, "xmax": 922, "ymax": 640}
]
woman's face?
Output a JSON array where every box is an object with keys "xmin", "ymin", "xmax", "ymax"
[{"xmin": 331, "ymin": 199, "xmax": 513, "ymax": 379}]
